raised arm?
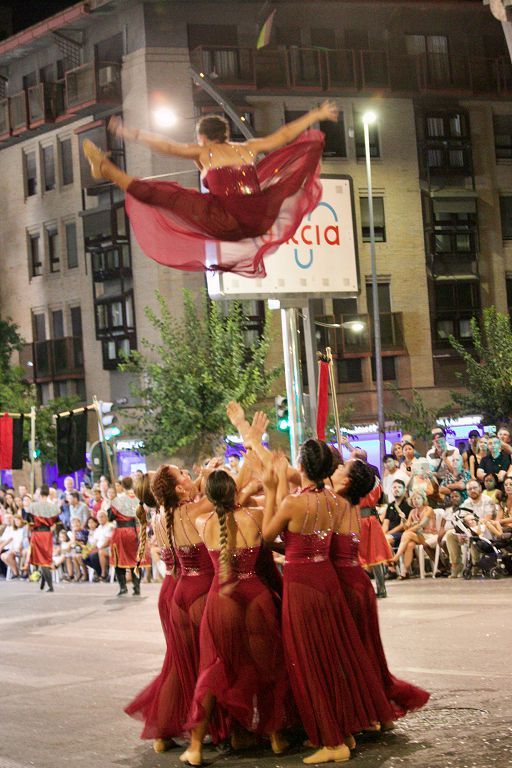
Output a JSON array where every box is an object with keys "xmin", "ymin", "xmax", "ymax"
[
  {"xmin": 247, "ymin": 100, "xmax": 338, "ymax": 154},
  {"xmin": 108, "ymin": 116, "xmax": 201, "ymax": 161},
  {"xmin": 262, "ymin": 466, "xmax": 292, "ymax": 543}
]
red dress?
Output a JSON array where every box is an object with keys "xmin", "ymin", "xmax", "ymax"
[
  {"xmin": 28, "ymin": 501, "xmax": 60, "ymax": 567},
  {"xmin": 125, "ymin": 526, "xmax": 214, "ymax": 740},
  {"xmin": 187, "ymin": 511, "xmax": 289, "ymax": 738},
  {"xmin": 281, "ymin": 498, "xmax": 399, "ymax": 746},
  {"xmin": 125, "ymin": 130, "xmax": 324, "ymax": 277},
  {"xmin": 109, "ymin": 494, "xmax": 139, "ymax": 568},
  {"xmin": 331, "ymin": 533, "xmax": 430, "ymax": 717}
]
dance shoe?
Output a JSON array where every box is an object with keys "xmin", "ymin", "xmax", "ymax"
[
  {"xmin": 153, "ymin": 738, "xmax": 177, "ymax": 753},
  {"xmin": 117, "ymin": 587, "xmax": 128, "ymax": 597},
  {"xmin": 270, "ymin": 732, "xmax": 290, "ymax": 755},
  {"xmin": 303, "ymin": 745, "xmax": 350, "ymax": 764},
  {"xmin": 381, "ymin": 721, "xmax": 395, "ymax": 732},
  {"xmin": 83, "ymin": 139, "xmax": 109, "ymax": 180},
  {"xmin": 345, "ymin": 735, "xmax": 356, "ymax": 750},
  {"xmin": 178, "ymin": 748, "xmax": 203, "ymax": 766}
]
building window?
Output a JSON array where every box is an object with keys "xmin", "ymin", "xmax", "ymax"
[
  {"xmin": 321, "ymin": 113, "xmax": 347, "ymax": 158},
  {"xmin": 500, "ymin": 196, "xmax": 512, "ymax": 240},
  {"xmin": 24, "ymin": 150, "xmax": 37, "ymax": 196},
  {"xmin": 405, "ymin": 34, "xmax": 450, "ymax": 85},
  {"xmin": 366, "ymin": 280, "xmax": 391, "ymax": 314},
  {"xmin": 47, "ymin": 227, "xmax": 60, "ymax": 273},
  {"xmin": 29, "ymin": 233, "xmax": 42, "ymax": 277},
  {"xmin": 53, "ymin": 381, "xmax": 68, "ymax": 398},
  {"xmin": 59, "ymin": 138, "xmax": 73, "ymax": 185},
  {"xmin": 95, "ymin": 293, "xmax": 135, "ymax": 336},
  {"xmin": 337, "ymin": 358, "xmax": 363, "ymax": 384},
  {"xmin": 51, "ymin": 309, "xmax": 64, "ymax": 338},
  {"xmin": 32, "ymin": 312, "xmax": 46, "ymax": 342},
  {"xmin": 355, "ymin": 115, "xmax": 380, "ymax": 159},
  {"xmin": 371, "ymin": 356, "xmax": 396, "ymax": 381},
  {"xmin": 507, "ymin": 278, "xmax": 512, "ymax": 317},
  {"xmin": 433, "ymin": 280, "xmax": 480, "ymax": 345},
  {"xmin": 42, "ymin": 145, "xmax": 55, "ymax": 191},
  {"xmin": 70, "ymin": 306, "xmax": 83, "ymax": 338},
  {"xmin": 494, "ymin": 115, "xmax": 512, "ymax": 161},
  {"xmin": 65, "ymin": 221, "xmax": 78, "ymax": 268},
  {"xmin": 360, "ymin": 197, "xmax": 386, "ymax": 242}
]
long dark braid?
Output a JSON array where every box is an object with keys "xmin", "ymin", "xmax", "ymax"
[
  {"xmin": 300, "ymin": 438, "xmax": 335, "ymax": 489},
  {"xmin": 205, "ymin": 470, "xmax": 237, "ymax": 583},
  {"xmin": 134, "ymin": 472, "xmax": 155, "ymax": 573},
  {"xmin": 151, "ymin": 465, "xmax": 180, "ymax": 561}
]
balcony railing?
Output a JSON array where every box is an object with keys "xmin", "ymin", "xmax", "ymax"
[
  {"xmin": 66, "ymin": 60, "xmax": 122, "ymax": 112},
  {"xmin": 430, "ymin": 253, "xmax": 478, "ymax": 278},
  {"xmin": 91, "ymin": 246, "xmax": 132, "ymax": 281},
  {"xmin": 190, "ymin": 45, "xmax": 512, "ymax": 98},
  {"xmin": 27, "ymin": 82, "xmax": 61, "ymax": 127},
  {"xmin": 0, "ymin": 98, "xmax": 10, "ymax": 138},
  {"xmin": 21, "ymin": 337, "xmax": 84, "ymax": 382},
  {"xmin": 9, "ymin": 91, "xmax": 28, "ymax": 134}
]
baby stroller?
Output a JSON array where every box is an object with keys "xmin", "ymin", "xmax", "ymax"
[{"xmin": 452, "ymin": 510, "xmax": 507, "ymax": 580}]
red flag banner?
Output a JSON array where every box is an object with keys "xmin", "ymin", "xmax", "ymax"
[
  {"xmin": 316, "ymin": 360, "xmax": 330, "ymax": 440},
  {"xmin": 0, "ymin": 413, "xmax": 24, "ymax": 470}
]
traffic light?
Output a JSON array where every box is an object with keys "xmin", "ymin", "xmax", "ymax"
[
  {"xmin": 275, "ymin": 395, "xmax": 290, "ymax": 432},
  {"xmin": 99, "ymin": 401, "xmax": 121, "ymax": 440}
]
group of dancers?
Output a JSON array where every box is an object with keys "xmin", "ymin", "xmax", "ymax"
[{"xmin": 124, "ymin": 403, "xmax": 429, "ymax": 766}]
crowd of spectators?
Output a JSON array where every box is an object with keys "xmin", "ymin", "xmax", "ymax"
[
  {"xmin": 0, "ymin": 471, "xmax": 157, "ymax": 584},
  {"xmin": 380, "ymin": 426, "xmax": 512, "ymax": 579}
]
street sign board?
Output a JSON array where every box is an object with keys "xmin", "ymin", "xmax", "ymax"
[{"xmin": 206, "ymin": 176, "xmax": 359, "ymax": 300}]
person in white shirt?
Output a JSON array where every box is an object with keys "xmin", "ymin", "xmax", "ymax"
[
  {"xmin": 0, "ymin": 514, "xmax": 25, "ymax": 578},
  {"xmin": 444, "ymin": 480, "xmax": 495, "ymax": 577},
  {"xmin": 95, "ymin": 509, "xmax": 113, "ymax": 580},
  {"xmin": 382, "ymin": 454, "xmax": 409, "ymax": 501}
]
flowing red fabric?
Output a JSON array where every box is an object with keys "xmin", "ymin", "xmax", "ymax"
[
  {"xmin": 125, "ymin": 130, "xmax": 324, "ymax": 277},
  {"xmin": 281, "ymin": 529, "xmax": 397, "ymax": 747},
  {"xmin": 0, "ymin": 414, "xmax": 13, "ymax": 470},
  {"xmin": 125, "ymin": 543, "xmax": 216, "ymax": 740},
  {"xmin": 29, "ymin": 516, "xmax": 60, "ymax": 567},
  {"xmin": 331, "ymin": 533, "xmax": 430, "ymax": 716},
  {"xmin": 358, "ymin": 516, "xmax": 393, "ymax": 567},
  {"xmin": 186, "ymin": 545, "xmax": 290, "ymax": 738},
  {"xmin": 316, "ymin": 361, "xmax": 330, "ymax": 440}
]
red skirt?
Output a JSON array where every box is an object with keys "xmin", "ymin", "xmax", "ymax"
[
  {"xmin": 332, "ymin": 534, "xmax": 430, "ymax": 718},
  {"xmin": 186, "ymin": 552, "xmax": 290, "ymax": 738},
  {"xmin": 125, "ymin": 130, "xmax": 324, "ymax": 278},
  {"xmin": 358, "ymin": 516, "xmax": 393, "ymax": 568},
  {"xmin": 30, "ymin": 530, "xmax": 53, "ymax": 567},
  {"xmin": 111, "ymin": 527, "xmax": 138, "ymax": 568}
]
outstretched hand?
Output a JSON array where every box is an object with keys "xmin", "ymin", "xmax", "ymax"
[
  {"xmin": 227, "ymin": 400, "xmax": 246, "ymax": 430},
  {"xmin": 317, "ymin": 100, "xmax": 339, "ymax": 123},
  {"xmin": 245, "ymin": 410, "xmax": 269, "ymax": 449},
  {"xmin": 262, "ymin": 464, "xmax": 278, "ymax": 492}
]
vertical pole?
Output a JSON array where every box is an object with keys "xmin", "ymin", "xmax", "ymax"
[
  {"xmin": 364, "ymin": 117, "xmax": 386, "ymax": 467},
  {"xmin": 326, "ymin": 347, "xmax": 342, "ymax": 452},
  {"xmin": 280, "ymin": 307, "xmax": 306, "ymax": 465},
  {"xmin": 302, "ymin": 301, "xmax": 318, "ymax": 435},
  {"xmin": 93, "ymin": 396, "xmax": 116, "ymax": 483},
  {"xmin": 30, "ymin": 406, "xmax": 36, "ymax": 495}
]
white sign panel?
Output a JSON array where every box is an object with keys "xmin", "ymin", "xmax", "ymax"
[{"xmin": 206, "ymin": 176, "xmax": 358, "ymax": 300}]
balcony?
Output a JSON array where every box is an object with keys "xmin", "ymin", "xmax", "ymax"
[
  {"xmin": 27, "ymin": 82, "xmax": 61, "ymax": 128},
  {"xmin": 420, "ymin": 140, "xmax": 474, "ymax": 189},
  {"xmin": 9, "ymin": 91, "xmax": 28, "ymax": 134},
  {"xmin": 91, "ymin": 245, "xmax": 132, "ymax": 281},
  {"xmin": 190, "ymin": 45, "xmax": 512, "ymax": 98},
  {"xmin": 20, "ymin": 337, "xmax": 84, "ymax": 382},
  {"xmin": 0, "ymin": 98, "xmax": 10, "ymax": 139},
  {"xmin": 66, "ymin": 60, "xmax": 122, "ymax": 112}
]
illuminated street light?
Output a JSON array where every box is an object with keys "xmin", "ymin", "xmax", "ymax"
[
  {"xmin": 363, "ymin": 110, "xmax": 377, "ymax": 125},
  {"xmin": 153, "ymin": 106, "xmax": 177, "ymax": 128}
]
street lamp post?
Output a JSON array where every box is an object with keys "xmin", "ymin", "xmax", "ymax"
[{"xmin": 363, "ymin": 111, "xmax": 386, "ymax": 466}]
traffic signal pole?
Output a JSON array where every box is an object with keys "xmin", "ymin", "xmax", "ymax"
[{"xmin": 280, "ymin": 307, "xmax": 306, "ymax": 465}]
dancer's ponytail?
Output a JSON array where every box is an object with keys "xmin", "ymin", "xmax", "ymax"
[
  {"xmin": 205, "ymin": 470, "xmax": 237, "ymax": 585},
  {"xmin": 134, "ymin": 473, "xmax": 156, "ymax": 574}
]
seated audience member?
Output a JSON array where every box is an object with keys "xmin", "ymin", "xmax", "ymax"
[
  {"xmin": 498, "ymin": 476, "xmax": 512, "ymax": 525},
  {"xmin": 409, "ymin": 458, "xmax": 435, "ymax": 499},
  {"xmin": 427, "ymin": 428, "xmax": 461, "ymax": 485},
  {"xmin": 438, "ymin": 452, "xmax": 471, "ymax": 500},
  {"xmin": 482, "ymin": 473, "xmax": 502, "ymax": 505},
  {"xmin": 469, "ymin": 437, "xmax": 488, "ymax": 480},
  {"xmin": 382, "ymin": 478, "xmax": 412, "ymax": 549},
  {"xmin": 68, "ymin": 517, "xmax": 89, "ymax": 581},
  {"xmin": 69, "ymin": 492, "xmax": 89, "ymax": 527},
  {"xmin": 94, "ymin": 509, "xmax": 113, "ymax": 580},
  {"xmin": 0, "ymin": 514, "xmax": 25, "ymax": 578},
  {"xmin": 444, "ymin": 480, "xmax": 495, "ymax": 577},
  {"xmin": 82, "ymin": 516, "xmax": 102, "ymax": 581},
  {"xmin": 391, "ymin": 441, "xmax": 404, "ymax": 465},
  {"xmin": 461, "ymin": 430, "xmax": 481, "ymax": 472},
  {"xmin": 90, "ymin": 487, "xmax": 103, "ymax": 517},
  {"xmin": 477, "ymin": 437, "xmax": 511, "ymax": 485},
  {"xmin": 391, "ymin": 488, "xmax": 437, "ymax": 579},
  {"xmin": 402, "ymin": 440, "xmax": 419, "ymax": 479},
  {"xmin": 53, "ymin": 530, "xmax": 70, "ymax": 574},
  {"xmin": 382, "ymin": 454, "xmax": 409, "ymax": 501}
]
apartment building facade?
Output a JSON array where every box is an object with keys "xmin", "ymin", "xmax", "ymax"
[{"xmin": 0, "ymin": 0, "xmax": 510, "ymax": 427}]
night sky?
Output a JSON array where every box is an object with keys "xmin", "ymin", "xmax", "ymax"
[{"xmin": 5, "ymin": 1, "xmax": 77, "ymax": 33}]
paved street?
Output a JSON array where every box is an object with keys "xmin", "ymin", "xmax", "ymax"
[{"xmin": 1, "ymin": 577, "xmax": 511, "ymax": 768}]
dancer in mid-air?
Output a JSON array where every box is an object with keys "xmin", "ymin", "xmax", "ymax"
[{"xmin": 82, "ymin": 102, "xmax": 338, "ymax": 276}]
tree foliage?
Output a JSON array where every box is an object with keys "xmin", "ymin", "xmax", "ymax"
[
  {"xmin": 386, "ymin": 385, "xmax": 452, "ymax": 443},
  {"xmin": 448, "ymin": 306, "xmax": 512, "ymax": 424},
  {"xmin": 119, "ymin": 290, "xmax": 281, "ymax": 460}
]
